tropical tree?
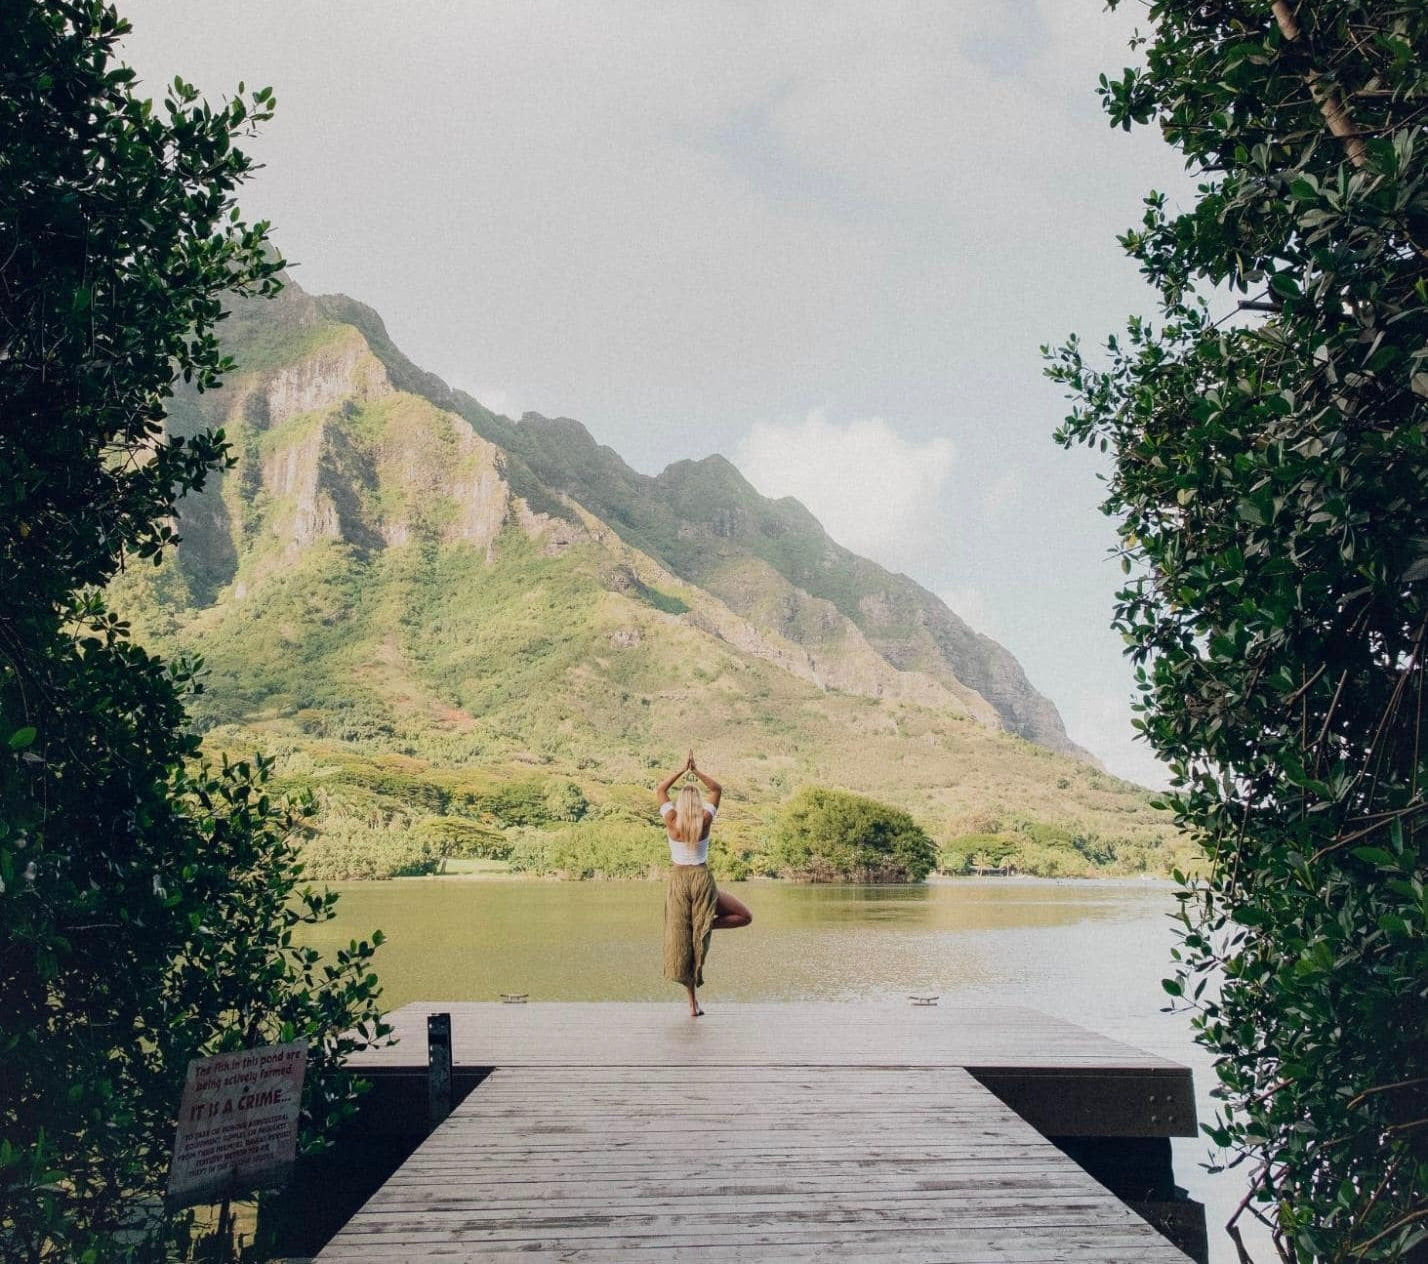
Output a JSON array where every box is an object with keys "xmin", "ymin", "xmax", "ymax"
[
  {"xmin": 772, "ymin": 786, "xmax": 937, "ymax": 882},
  {"xmin": 1, "ymin": 5, "xmax": 388, "ymax": 1259},
  {"xmin": 1048, "ymin": 2, "xmax": 1428, "ymax": 1258}
]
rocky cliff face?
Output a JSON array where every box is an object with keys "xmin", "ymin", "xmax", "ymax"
[
  {"xmin": 155, "ymin": 278, "xmax": 1091, "ymax": 764},
  {"xmin": 463, "ymin": 417, "xmax": 1088, "ymax": 759},
  {"xmin": 171, "ymin": 305, "xmax": 526, "ymax": 594}
]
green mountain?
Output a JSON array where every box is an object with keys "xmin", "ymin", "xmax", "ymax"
[{"xmin": 116, "ymin": 278, "xmax": 1187, "ymax": 880}]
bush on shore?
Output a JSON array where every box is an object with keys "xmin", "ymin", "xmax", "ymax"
[{"xmin": 770, "ymin": 786, "xmax": 937, "ymax": 882}]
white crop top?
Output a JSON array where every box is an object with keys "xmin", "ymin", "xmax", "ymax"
[{"xmin": 661, "ymin": 800, "xmax": 716, "ymax": 866}]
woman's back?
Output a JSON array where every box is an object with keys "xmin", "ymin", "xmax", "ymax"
[{"xmin": 661, "ymin": 785, "xmax": 715, "ymax": 866}]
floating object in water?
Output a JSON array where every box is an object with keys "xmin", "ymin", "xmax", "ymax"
[
  {"xmin": 500, "ymin": 993, "xmax": 528, "ymax": 1004},
  {"xmin": 909, "ymin": 994, "xmax": 939, "ymax": 1006}
]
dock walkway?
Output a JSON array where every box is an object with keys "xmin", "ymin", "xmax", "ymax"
[{"xmin": 317, "ymin": 1003, "xmax": 1197, "ymax": 1262}]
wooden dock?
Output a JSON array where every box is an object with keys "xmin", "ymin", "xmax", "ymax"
[{"xmin": 316, "ymin": 1003, "xmax": 1201, "ymax": 1262}]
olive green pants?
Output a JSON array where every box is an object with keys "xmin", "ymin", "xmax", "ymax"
[{"xmin": 663, "ymin": 863, "xmax": 718, "ymax": 987}]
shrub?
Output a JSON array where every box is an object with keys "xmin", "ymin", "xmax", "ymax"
[
  {"xmin": 770, "ymin": 786, "xmax": 937, "ymax": 882},
  {"xmin": 481, "ymin": 777, "xmax": 560, "ymax": 827},
  {"xmin": 411, "ymin": 815, "xmax": 513, "ymax": 860},
  {"xmin": 542, "ymin": 778, "xmax": 589, "ymax": 823},
  {"xmin": 508, "ymin": 819, "xmax": 666, "ymax": 879},
  {"xmin": 301, "ymin": 818, "xmax": 441, "ymax": 880}
]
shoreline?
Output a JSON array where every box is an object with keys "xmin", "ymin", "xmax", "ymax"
[{"xmin": 363, "ymin": 871, "xmax": 1181, "ymax": 887}]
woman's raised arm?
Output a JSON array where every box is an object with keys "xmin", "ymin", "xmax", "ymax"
[
  {"xmin": 656, "ymin": 750, "xmax": 694, "ymax": 807},
  {"xmin": 690, "ymin": 757, "xmax": 722, "ymax": 810}
]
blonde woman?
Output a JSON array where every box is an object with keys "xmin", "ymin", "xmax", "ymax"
[{"xmin": 657, "ymin": 750, "xmax": 752, "ymax": 1015}]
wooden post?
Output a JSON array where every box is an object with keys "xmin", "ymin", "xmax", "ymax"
[
  {"xmin": 215, "ymin": 1195, "xmax": 233, "ymax": 1261},
  {"xmin": 427, "ymin": 1012, "xmax": 452, "ymax": 1128}
]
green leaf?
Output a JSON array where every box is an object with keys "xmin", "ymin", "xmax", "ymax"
[
  {"xmin": 8, "ymin": 727, "xmax": 37, "ymax": 751},
  {"xmin": 1351, "ymin": 847, "xmax": 1397, "ymax": 869}
]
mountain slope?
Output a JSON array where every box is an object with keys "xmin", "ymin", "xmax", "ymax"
[
  {"xmin": 317, "ymin": 291, "xmax": 1087, "ymax": 757},
  {"xmin": 113, "ymin": 278, "xmax": 1184, "ymax": 880}
]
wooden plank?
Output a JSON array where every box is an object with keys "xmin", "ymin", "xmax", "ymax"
[
  {"xmin": 324, "ymin": 1223, "xmax": 1189, "ymax": 1252},
  {"xmin": 369, "ymin": 1177, "xmax": 1103, "ymax": 1202},
  {"xmin": 317, "ymin": 1243, "xmax": 1186, "ymax": 1264},
  {"xmin": 350, "ymin": 1003, "xmax": 1183, "ymax": 1071},
  {"xmin": 317, "ymin": 1063, "xmax": 1192, "ymax": 1263},
  {"xmin": 342, "ymin": 1200, "xmax": 1169, "ymax": 1225},
  {"xmin": 381, "ymin": 1164, "xmax": 1097, "ymax": 1186},
  {"xmin": 347, "ymin": 1003, "xmax": 1197, "ymax": 1138}
]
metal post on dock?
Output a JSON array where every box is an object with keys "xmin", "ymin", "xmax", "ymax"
[{"xmin": 427, "ymin": 1012, "xmax": 452, "ymax": 1128}]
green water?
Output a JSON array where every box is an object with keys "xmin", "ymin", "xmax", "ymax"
[
  {"xmin": 305, "ymin": 876, "xmax": 1178, "ymax": 1012},
  {"xmin": 307, "ymin": 875, "xmax": 1261, "ymax": 1263}
]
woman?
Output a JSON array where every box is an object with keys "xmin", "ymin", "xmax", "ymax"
[{"xmin": 657, "ymin": 750, "xmax": 752, "ymax": 1016}]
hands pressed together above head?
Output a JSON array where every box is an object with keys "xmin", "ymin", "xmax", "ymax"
[{"xmin": 657, "ymin": 750, "xmax": 721, "ymax": 806}]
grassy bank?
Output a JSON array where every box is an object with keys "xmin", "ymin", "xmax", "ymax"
[{"xmin": 268, "ymin": 751, "xmax": 1196, "ymax": 883}]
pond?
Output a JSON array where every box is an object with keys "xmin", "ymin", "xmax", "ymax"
[{"xmin": 305, "ymin": 876, "xmax": 1271, "ymax": 1263}]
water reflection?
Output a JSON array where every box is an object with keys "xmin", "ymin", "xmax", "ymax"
[{"xmin": 302, "ymin": 877, "xmax": 1169, "ymax": 1008}]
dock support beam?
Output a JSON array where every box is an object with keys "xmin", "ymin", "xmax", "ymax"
[{"xmin": 427, "ymin": 1012, "xmax": 452, "ymax": 1128}]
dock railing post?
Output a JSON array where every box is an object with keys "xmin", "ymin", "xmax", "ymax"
[{"xmin": 427, "ymin": 1011, "xmax": 452, "ymax": 1128}]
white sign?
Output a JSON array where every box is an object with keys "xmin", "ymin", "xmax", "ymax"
[{"xmin": 166, "ymin": 1040, "xmax": 308, "ymax": 1208}]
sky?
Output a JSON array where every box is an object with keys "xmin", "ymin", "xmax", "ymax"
[{"xmin": 119, "ymin": 1, "xmax": 1194, "ymax": 786}]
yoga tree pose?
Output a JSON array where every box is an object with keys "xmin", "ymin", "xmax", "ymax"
[{"xmin": 656, "ymin": 751, "xmax": 752, "ymax": 1016}]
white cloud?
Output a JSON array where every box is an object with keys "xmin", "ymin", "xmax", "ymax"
[
  {"xmin": 733, "ymin": 411, "xmax": 954, "ymax": 571},
  {"xmin": 466, "ymin": 386, "xmax": 525, "ymax": 422}
]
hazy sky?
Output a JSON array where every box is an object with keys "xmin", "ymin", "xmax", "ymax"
[{"xmin": 120, "ymin": 2, "xmax": 1192, "ymax": 785}]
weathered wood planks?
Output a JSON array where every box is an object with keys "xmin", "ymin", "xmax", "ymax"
[
  {"xmin": 318, "ymin": 1065, "xmax": 1191, "ymax": 1262},
  {"xmin": 349, "ymin": 1002, "xmax": 1198, "ymax": 1139},
  {"xmin": 350, "ymin": 1002, "xmax": 1185, "ymax": 1070}
]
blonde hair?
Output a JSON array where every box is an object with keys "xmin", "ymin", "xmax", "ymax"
[{"xmin": 673, "ymin": 783, "xmax": 706, "ymax": 846}]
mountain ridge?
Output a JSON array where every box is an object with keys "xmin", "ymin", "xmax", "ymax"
[
  {"xmin": 309, "ymin": 287, "xmax": 1089, "ymax": 758},
  {"xmin": 109, "ymin": 276, "xmax": 1188, "ymax": 881}
]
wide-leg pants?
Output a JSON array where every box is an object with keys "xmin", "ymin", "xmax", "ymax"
[{"xmin": 663, "ymin": 863, "xmax": 718, "ymax": 987}]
